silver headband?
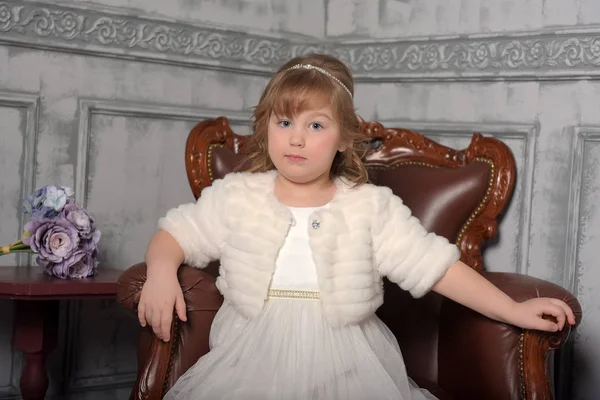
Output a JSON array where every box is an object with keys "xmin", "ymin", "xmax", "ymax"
[{"xmin": 287, "ymin": 63, "xmax": 353, "ymax": 99}]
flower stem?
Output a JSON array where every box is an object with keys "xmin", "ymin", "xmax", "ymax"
[
  {"xmin": 0, "ymin": 248, "xmax": 35, "ymax": 254},
  {"xmin": 0, "ymin": 240, "xmax": 34, "ymax": 256}
]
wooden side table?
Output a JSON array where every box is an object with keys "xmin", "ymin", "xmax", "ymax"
[{"xmin": 0, "ymin": 266, "xmax": 123, "ymax": 400}]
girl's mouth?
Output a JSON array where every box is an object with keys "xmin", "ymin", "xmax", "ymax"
[{"xmin": 285, "ymin": 155, "xmax": 306, "ymax": 162}]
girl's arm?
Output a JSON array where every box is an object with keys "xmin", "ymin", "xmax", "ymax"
[
  {"xmin": 432, "ymin": 260, "xmax": 576, "ymax": 331},
  {"xmin": 138, "ymin": 230, "xmax": 187, "ymax": 342}
]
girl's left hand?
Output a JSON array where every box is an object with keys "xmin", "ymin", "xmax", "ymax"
[{"xmin": 509, "ymin": 298, "xmax": 577, "ymax": 332}]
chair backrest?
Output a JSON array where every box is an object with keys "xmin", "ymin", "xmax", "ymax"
[{"xmin": 184, "ymin": 117, "xmax": 516, "ymax": 386}]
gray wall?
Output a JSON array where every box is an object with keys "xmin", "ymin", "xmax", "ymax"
[
  {"xmin": 330, "ymin": 2, "xmax": 600, "ymax": 399},
  {"xmin": 0, "ymin": 0, "xmax": 316, "ymax": 399},
  {"xmin": 0, "ymin": 0, "xmax": 598, "ymax": 399}
]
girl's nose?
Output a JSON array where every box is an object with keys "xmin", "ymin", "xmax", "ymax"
[{"xmin": 289, "ymin": 130, "xmax": 305, "ymax": 147}]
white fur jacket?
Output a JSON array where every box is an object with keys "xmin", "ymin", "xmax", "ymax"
[{"xmin": 158, "ymin": 170, "xmax": 460, "ymax": 327}]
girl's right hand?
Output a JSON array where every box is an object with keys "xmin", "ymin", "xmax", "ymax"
[{"xmin": 137, "ymin": 272, "xmax": 187, "ymax": 342}]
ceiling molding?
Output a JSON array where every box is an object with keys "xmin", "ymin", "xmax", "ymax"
[{"xmin": 2, "ymin": 1, "xmax": 600, "ymax": 81}]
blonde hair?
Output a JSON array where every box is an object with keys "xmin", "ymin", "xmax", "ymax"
[{"xmin": 243, "ymin": 53, "xmax": 369, "ymax": 187}]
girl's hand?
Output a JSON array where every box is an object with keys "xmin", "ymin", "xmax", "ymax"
[
  {"xmin": 137, "ymin": 271, "xmax": 187, "ymax": 341},
  {"xmin": 509, "ymin": 298, "xmax": 576, "ymax": 332}
]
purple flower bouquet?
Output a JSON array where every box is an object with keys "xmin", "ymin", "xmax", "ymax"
[{"xmin": 0, "ymin": 185, "xmax": 101, "ymax": 279}]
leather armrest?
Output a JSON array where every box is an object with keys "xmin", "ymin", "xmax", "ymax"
[
  {"xmin": 116, "ymin": 263, "xmax": 223, "ymax": 399},
  {"xmin": 437, "ymin": 271, "xmax": 582, "ymax": 400}
]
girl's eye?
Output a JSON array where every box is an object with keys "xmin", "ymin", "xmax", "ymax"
[
  {"xmin": 310, "ymin": 122, "xmax": 323, "ymax": 130},
  {"xmin": 278, "ymin": 120, "xmax": 291, "ymax": 128}
]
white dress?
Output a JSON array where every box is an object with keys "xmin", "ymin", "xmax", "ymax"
[{"xmin": 164, "ymin": 206, "xmax": 438, "ymax": 400}]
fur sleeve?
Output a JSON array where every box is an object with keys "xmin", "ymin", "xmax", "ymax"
[
  {"xmin": 372, "ymin": 187, "xmax": 460, "ymax": 298},
  {"xmin": 157, "ymin": 178, "xmax": 227, "ymax": 268}
]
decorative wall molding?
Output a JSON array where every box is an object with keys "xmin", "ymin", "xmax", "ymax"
[
  {"xmin": 0, "ymin": 91, "xmax": 39, "ymax": 265},
  {"xmin": 564, "ymin": 127, "xmax": 600, "ymax": 296},
  {"xmin": 0, "ymin": 90, "xmax": 39, "ymax": 397},
  {"xmin": 378, "ymin": 119, "xmax": 537, "ymax": 274},
  {"xmin": 66, "ymin": 99, "xmax": 251, "ymax": 390},
  {"xmin": 61, "ymin": 303, "xmax": 136, "ymax": 390},
  {"xmin": 76, "ymin": 99, "xmax": 251, "ymax": 207},
  {"xmin": 0, "ymin": 0, "xmax": 295, "ymax": 75},
  {"xmin": 3, "ymin": 1, "xmax": 600, "ymax": 81},
  {"xmin": 561, "ymin": 125, "xmax": 600, "ymax": 400}
]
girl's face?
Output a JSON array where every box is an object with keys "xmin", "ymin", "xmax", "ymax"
[{"xmin": 267, "ymin": 105, "xmax": 346, "ymax": 185}]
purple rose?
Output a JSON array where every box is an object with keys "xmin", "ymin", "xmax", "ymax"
[
  {"xmin": 67, "ymin": 252, "xmax": 98, "ymax": 278},
  {"xmin": 35, "ymin": 228, "xmax": 100, "ymax": 279},
  {"xmin": 80, "ymin": 229, "xmax": 101, "ymax": 255},
  {"xmin": 61, "ymin": 199, "xmax": 97, "ymax": 240},
  {"xmin": 22, "ymin": 218, "xmax": 80, "ymax": 263},
  {"xmin": 41, "ymin": 251, "xmax": 97, "ymax": 279}
]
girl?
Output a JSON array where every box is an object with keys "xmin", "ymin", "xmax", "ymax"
[{"xmin": 138, "ymin": 54, "xmax": 576, "ymax": 400}]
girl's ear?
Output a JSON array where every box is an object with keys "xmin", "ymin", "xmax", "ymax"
[{"xmin": 338, "ymin": 137, "xmax": 350, "ymax": 153}]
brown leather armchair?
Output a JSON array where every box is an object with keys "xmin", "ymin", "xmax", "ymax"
[{"xmin": 116, "ymin": 117, "xmax": 582, "ymax": 400}]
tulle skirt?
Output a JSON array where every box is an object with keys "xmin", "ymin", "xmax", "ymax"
[{"xmin": 164, "ymin": 298, "xmax": 437, "ymax": 400}]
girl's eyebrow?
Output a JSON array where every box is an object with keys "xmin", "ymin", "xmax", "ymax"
[{"xmin": 307, "ymin": 112, "xmax": 333, "ymax": 121}]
